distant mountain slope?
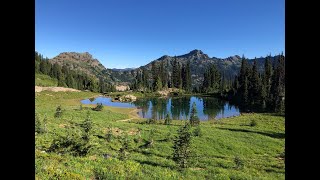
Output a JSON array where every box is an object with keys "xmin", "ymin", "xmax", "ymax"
[
  {"xmin": 49, "ymin": 52, "xmax": 111, "ymax": 80},
  {"xmin": 48, "ymin": 50, "xmax": 280, "ymax": 86},
  {"xmin": 108, "ymin": 49, "xmax": 280, "ymax": 86}
]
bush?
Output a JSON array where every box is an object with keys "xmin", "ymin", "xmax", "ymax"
[
  {"xmin": 106, "ymin": 126, "xmax": 113, "ymax": 142},
  {"xmin": 234, "ymin": 156, "xmax": 244, "ymax": 169},
  {"xmin": 250, "ymin": 119, "xmax": 257, "ymax": 127},
  {"xmin": 48, "ymin": 127, "xmax": 92, "ymax": 156},
  {"xmin": 118, "ymin": 135, "xmax": 131, "ymax": 160},
  {"xmin": 146, "ymin": 118, "xmax": 156, "ymax": 124},
  {"xmin": 94, "ymin": 168, "xmax": 117, "ymax": 180},
  {"xmin": 54, "ymin": 105, "xmax": 63, "ymax": 118},
  {"xmin": 35, "ymin": 113, "xmax": 44, "ymax": 134},
  {"xmin": 93, "ymin": 103, "xmax": 104, "ymax": 111}
]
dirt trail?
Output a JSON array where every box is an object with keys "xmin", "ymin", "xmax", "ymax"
[
  {"xmin": 117, "ymin": 109, "xmax": 141, "ymax": 122},
  {"xmin": 35, "ymin": 86, "xmax": 81, "ymax": 92}
]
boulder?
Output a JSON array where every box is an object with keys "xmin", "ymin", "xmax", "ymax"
[{"xmin": 121, "ymin": 95, "xmax": 137, "ymax": 102}]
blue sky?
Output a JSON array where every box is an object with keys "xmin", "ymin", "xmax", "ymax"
[{"xmin": 36, "ymin": 0, "xmax": 284, "ymax": 69}]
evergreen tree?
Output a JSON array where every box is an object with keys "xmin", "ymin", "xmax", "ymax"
[
  {"xmin": 237, "ymin": 56, "xmax": 251, "ymax": 108},
  {"xmin": 160, "ymin": 61, "xmax": 168, "ymax": 89},
  {"xmin": 193, "ymin": 125, "xmax": 202, "ymax": 137},
  {"xmin": 39, "ymin": 59, "xmax": 51, "ymax": 75},
  {"xmin": 264, "ymin": 55, "xmax": 273, "ymax": 109},
  {"xmin": 186, "ymin": 60, "xmax": 192, "ymax": 92},
  {"xmin": 202, "ymin": 64, "xmax": 221, "ymax": 93},
  {"xmin": 82, "ymin": 111, "xmax": 93, "ymax": 141},
  {"xmin": 271, "ymin": 54, "xmax": 285, "ymax": 113},
  {"xmin": 155, "ymin": 77, "xmax": 162, "ymax": 91},
  {"xmin": 66, "ymin": 73, "xmax": 75, "ymax": 88},
  {"xmin": 189, "ymin": 102, "xmax": 200, "ymax": 126},
  {"xmin": 249, "ymin": 59, "xmax": 262, "ymax": 107},
  {"xmin": 142, "ymin": 67, "xmax": 149, "ymax": 91},
  {"xmin": 181, "ymin": 61, "xmax": 192, "ymax": 92},
  {"xmin": 151, "ymin": 61, "xmax": 159, "ymax": 91},
  {"xmin": 172, "ymin": 123, "xmax": 192, "ymax": 169},
  {"xmin": 177, "ymin": 62, "xmax": 182, "ymax": 89},
  {"xmin": 172, "ymin": 57, "xmax": 182, "ymax": 89}
]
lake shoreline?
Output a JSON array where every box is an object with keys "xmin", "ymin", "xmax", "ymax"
[{"xmin": 81, "ymin": 95, "xmax": 241, "ymax": 121}]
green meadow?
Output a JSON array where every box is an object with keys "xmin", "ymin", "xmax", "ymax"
[{"xmin": 35, "ymin": 91, "xmax": 285, "ymax": 179}]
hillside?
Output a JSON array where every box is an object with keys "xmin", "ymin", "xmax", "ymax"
[
  {"xmin": 35, "ymin": 73, "xmax": 58, "ymax": 87},
  {"xmin": 109, "ymin": 50, "xmax": 280, "ymax": 86},
  {"xmin": 49, "ymin": 52, "xmax": 112, "ymax": 81},
  {"xmin": 35, "ymin": 91, "xmax": 285, "ymax": 179},
  {"xmin": 47, "ymin": 50, "xmax": 280, "ymax": 86}
]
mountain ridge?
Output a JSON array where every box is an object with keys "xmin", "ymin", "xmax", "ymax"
[{"xmin": 48, "ymin": 50, "xmax": 281, "ymax": 86}]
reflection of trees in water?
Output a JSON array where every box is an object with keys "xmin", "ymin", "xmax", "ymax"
[
  {"xmin": 171, "ymin": 96, "xmax": 191, "ymax": 120},
  {"xmin": 150, "ymin": 98, "xmax": 168, "ymax": 120},
  {"xmin": 132, "ymin": 99, "xmax": 150, "ymax": 118},
  {"xmin": 227, "ymin": 101, "xmax": 241, "ymax": 112},
  {"xmin": 180, "ymin": 96, "xmax": 191, "ymax": 119},
  {"xmin": 133, "ymin": 98, "xmax": 169, "ymax": 120},
  {"xmin": 202, "ymin": 97, "xmax": 225, "ymax": 120}
]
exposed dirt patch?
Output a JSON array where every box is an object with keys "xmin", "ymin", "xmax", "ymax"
[
  {"xmin": 128, "ymin": 128, "xmax": 140, "ymax": 135},
  {"xmin": 88, "ymin": 155, "xmax": 97, "ymax": 161},
  {"xmin": 104, "ymin": 127, "xmax": 123, "ymax": 136},
  {"xmin": 35, "ymin": 86, "xmax": 81, "ymax": 92},
  {"xmin": 115, "ymin": 85, "xmax": 129, "ymax": 91},
  {"xmin": 58, "ymin": 124, "xmax": 68, "ymax": 128},
  {"xmin": 190, "ymin": 168, "xmax": 205, "ymax": 171}
]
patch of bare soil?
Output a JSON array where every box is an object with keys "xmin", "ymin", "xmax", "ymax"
[
  {"xmin": 115, "ymin": 85, "xmax": 129, "ymax": 91},
  {"xmin": 35, "ymin": 86, "xmax": 81, "ymax": 92},
  {"xmin": 58, "ymin": 124, "xmax": 68, "ymax": 128}
]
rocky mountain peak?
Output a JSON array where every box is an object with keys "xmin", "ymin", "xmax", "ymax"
[
  {"xmin": 178, "ymin": 49, "xmax": 209, "ymax": 60},
  {"xmin": 55, "ymin": 52, "xmax": 94, "ymax": 61},
  {"xmin": 49, "ymin": 52, "xmax": 109, "ymax": 80}
]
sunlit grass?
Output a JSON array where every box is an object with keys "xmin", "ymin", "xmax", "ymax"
[{"xmin": 35, "ymin": 91, "xmax": 285, "ymax": 179}]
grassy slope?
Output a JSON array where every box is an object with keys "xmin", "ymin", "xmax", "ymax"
[
  {"xmin": 35, "ymin": 91, "xmax": 285, "ymax": 180},
  {"xmin": 35, "ymin": 73, "xmax": 58, "ymax": 87}
]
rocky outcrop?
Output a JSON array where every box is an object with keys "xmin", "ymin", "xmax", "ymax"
[
  {"xmin": 112, "ymin": 94, "xmax": 137, "ymax": 102},
  {"xmin": 49, "ymin": 52, "xmax": 111, "ymax": 81}
]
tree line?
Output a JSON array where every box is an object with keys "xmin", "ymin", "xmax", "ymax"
[
  {"xmin": 228, "ymin": 54, "xmax": 285, "ymax": 113},
  {"xmin": 130, "ymin": 57, "xmax": 192, "ymax": 92},
  {"xmin": 130, "ymin": 54, "xmax": 285, "ymax": 114},
  {"xmin": 35, "ymin": 51, "xmax": 115, "ymax": 93}
]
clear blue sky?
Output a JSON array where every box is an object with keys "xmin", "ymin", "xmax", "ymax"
[{"xmin": 36, "ymin": 0, "xmax": 284, "ymax": 69}]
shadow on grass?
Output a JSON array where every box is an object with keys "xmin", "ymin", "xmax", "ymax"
[
  {"xmin": 134, "ymin": 159, "xmax": 174, "ymax": 169},
  {"xmin": 217, "ymin": 127, "xmax": 285, "ymax": 139},
  {"xmin": 133, "ymin": 148, "xmax": 170, "ymax": 159}
]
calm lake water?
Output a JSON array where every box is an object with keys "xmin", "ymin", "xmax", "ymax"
[{"xmin": 81, "ymin": 96, "xmax": 240, "ymax": 120}]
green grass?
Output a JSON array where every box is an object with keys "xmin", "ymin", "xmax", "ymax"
[
  {"xmin": 35, "ymin": 73, "xmax": 58, "ymax": 87},
  {"xmin": 35, "ymin": 91, "xmax": 285, "ymax": 180}
]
